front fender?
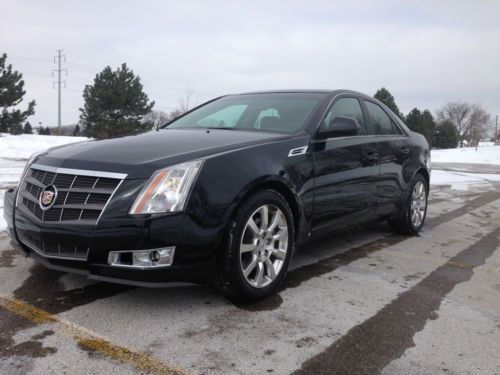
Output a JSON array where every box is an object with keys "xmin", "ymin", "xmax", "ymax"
[{"xmin": 184, "ymin": 135, "xmax": 314, "ymax": 245}]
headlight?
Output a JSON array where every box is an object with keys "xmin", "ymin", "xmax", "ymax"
[{"xmin": 129, "ymin": 160, "xmax": 204, "ymax": 215}]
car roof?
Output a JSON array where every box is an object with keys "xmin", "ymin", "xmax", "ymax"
[{"xmin": 231, "ymin": 89, "xmax": 372, "ymax": 99}]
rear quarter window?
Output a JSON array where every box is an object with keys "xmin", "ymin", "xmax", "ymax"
[{"xmin": 364, "ymin": 101, "xmax": 402, "ymax": 135}]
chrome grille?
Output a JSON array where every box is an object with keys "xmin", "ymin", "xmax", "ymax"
[{"xmin": 17, "ymin": 164, "xmax": 126, "ymax": 225}]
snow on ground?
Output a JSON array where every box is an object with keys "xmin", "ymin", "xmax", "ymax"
[
  {"xmin": 431, "ymin": 170, "xmax": 500, "ymax": 191},
  {"xmin": 432, "ymin": 144, "xmax": 500, "ymax": 165},
  {"xmin": 0, "ymin": 133, "xmax": 87, "ymax": 160}
]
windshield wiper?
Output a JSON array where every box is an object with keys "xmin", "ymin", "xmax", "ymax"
[{"xmin": 204, "ymin": 127, "xmax": 239, "ymax": 130}]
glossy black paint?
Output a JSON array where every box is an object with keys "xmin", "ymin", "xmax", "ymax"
[{"xmin": 4, "ymin": 90, "xmax": 430, "ymax": 286}]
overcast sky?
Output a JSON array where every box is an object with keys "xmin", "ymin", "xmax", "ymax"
[{"xmin": 1, "ymin": 0, "xmax": 499, "ymax": 128}]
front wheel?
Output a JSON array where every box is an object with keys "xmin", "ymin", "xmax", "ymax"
[
  {"xmin": 389, "ymin": 174, "xmax": 428, "ymax": 235},
  {"xmin": 217, "ymin": 190, "xmax": 294, "ymax": 303}
]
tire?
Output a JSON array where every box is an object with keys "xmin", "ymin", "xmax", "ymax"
[
  {"xmin": 388, "ymin": 174, "xmax": 428, "ymax": 235},
  {"xmin": 217, "ymin": 190, "xmax": 294, "ymax": 303}
]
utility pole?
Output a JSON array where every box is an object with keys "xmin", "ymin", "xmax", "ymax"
[{"xmin": 53, "ymin": 50, "xmax": 67, "ymax": 131}]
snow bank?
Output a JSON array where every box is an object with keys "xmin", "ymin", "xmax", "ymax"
[
  {"xmin": 0, "ymin": 133, "xmax": 88, "ymax": 160},
  {"xmin": 432, "ymin": 145, "xmax": 500, "ymax": 165},
  {"xmin": 1, "ymin": 133, "xmax": 88, "ymax": 230}
]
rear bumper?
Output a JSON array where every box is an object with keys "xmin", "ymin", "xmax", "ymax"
[{"xmin": 4, "ymin": 187, "xmax": 219, "ymax": 286}]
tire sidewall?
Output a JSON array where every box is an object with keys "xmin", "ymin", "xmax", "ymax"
[{"xmin": 223, "ymin": 190, "xmax": 294, "ymax": 300}]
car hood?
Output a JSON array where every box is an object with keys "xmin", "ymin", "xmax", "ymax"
[{"xmin": 35, "ymin": 129, "xmax": 292, "ymax": 179}]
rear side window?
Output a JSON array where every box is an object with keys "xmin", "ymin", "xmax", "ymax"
[
  {"xmin": 322, "ymin": 97, "xmax": 367, "ymax": 135},
  {"xmin": 363, "ymin": 101, "xmax": 401, "ymax": 135}
]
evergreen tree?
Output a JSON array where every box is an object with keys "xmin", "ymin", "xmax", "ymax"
[
  {"xmin": 37, "ymin": 125, "xmax": 44, "ymax": 135},
  {"xmin": 45, "ymin": 126, "xmax": 51, "ymax": 135},
  {"xmin": 405, "ymin": 108, "xmax": 436, "ymax": 146},
  {"xmin": 9, "ymin": 122, "xmax": 23, "ymax": 135},
  {"xmin": 23, "ymin": 121, "xmax": 33, "ymax": 134},
  {"xmin": 374, "ymin": 87, "xmax": 404, "ymax": 119},
  {"xmin": 433, "ymin": 120, "xmax": 458, "ymax": 149},
  {"xmin": 0, "ymin": 53, "xmax": 36, "ymax": 133},
  {"xmin": 73, "ymin": 123, "xmax": 81, "ymax": 136},
  {"xmin": 79, "ymin": 63, "xmax": 154, "ymax": 139}
]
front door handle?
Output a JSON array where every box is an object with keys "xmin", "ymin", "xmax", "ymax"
[{"xmin": 400, "ymin": 147, "xmax": 410, "ymax": 155}]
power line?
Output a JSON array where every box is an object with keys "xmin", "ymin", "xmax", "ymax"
[
  {"xmin": 53, "ymin": 50, "xmax": 67, "ymax": 130},
  {"xmin": 8, "ymin": 55, "xmax": 52, "ymax": 62}
]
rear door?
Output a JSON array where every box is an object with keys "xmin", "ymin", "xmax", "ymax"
[
  {"xmin": 311, "ymin": 96, "xmax": 379, "ymax": 235},
  {"xmin": 362, "ymin": 100, "xmax": 412, "ymax": 218}
]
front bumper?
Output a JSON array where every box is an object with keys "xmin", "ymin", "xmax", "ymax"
[{"xmin": 4, "ymin": 187, "xmax": 219, "ymax": 286}]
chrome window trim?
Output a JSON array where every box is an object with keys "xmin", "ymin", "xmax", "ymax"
[
  {"xmin": 312, "ymin": 93, "xmax": 410, "ymax": 138},
  {"xmin": 30, "ymin": 163, "xmax": 128, "ymax": 180},
  {"xmin": 310, "ymin": 134, "xmax": 409, "ymax": 143}
]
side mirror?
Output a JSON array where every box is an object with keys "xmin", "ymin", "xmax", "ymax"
[{"xmin": 319, "ymin": 116, "xmax": 359, "ymax": 138}]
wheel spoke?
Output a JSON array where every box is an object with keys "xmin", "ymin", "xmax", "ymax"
[
  {"xmin": 273, "ymin": 227, "xmax": 288, "ymax": 241},
  {"xmin": 243, "ymin": 257, "xmax": 258, "ymax": 278},
  {"xmin": 268, "ymin": 211, "xmax": 280, "ymax": 232},
  {"xmin": 259, "ymin": 205, "xmax": 269, "ymax": 230},
  {"xmin": 240, "ymin": 243, "xmax": 257, "ymax": 253},
  {"xmin": 265, "ymin": 259, "xmax": 276, "ymax": 280},
  {"xmin": 255, "ymin": 262, "xmax": 264, "ymax": 287},
  {"xmin": 272, "ymin": 248, "xmax": 287, "ymax": 260},
  {"xmin": 247, "ymin": 218, "xmax": 260, "ymax": 236},
  {"xmin": 411, "ymin": 210, "xmax": 417, "ymax": 224}
]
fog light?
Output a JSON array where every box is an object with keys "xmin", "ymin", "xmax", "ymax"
[
  {"xmin": 149, "ymin": 251, "xmax": 161, "ymax": 262},
  {"xmin": 108, "ymin": 247, "xmax": 175, "ymax": 269}
]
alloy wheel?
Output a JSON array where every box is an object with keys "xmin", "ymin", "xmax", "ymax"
[
  {"xmin": 410, "ymin": 181, "xmax": 427, "ymax": 227},
  {"xmin": 239, "ymin": 204, "xmax": 288, "ymax": 288}
]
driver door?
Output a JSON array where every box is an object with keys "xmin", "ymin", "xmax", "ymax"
[{"xmin": 311, "ymin": 96, "xmax": 380, "ymax": 235}]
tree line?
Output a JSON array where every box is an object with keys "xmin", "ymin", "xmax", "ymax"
[
  {"xmin": 0, "ymin": 52, "xmax": 496, "ymax": 148},
  {"xmin": 374, "ymin": 87, "xmax": 492, "ymax": 149}
]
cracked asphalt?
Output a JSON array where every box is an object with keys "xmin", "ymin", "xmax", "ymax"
[{"xmin": 1, "ymin": 178, "xmax": 500, "ymax": 374}]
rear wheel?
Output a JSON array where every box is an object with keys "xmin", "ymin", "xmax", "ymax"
[
  {"xmin": 217, "ymin": 190, "xmax": 294, "ymax": 303},
  {"xmin": 389, "ymin": 174, "xmax": 428, "ymax": 235}
]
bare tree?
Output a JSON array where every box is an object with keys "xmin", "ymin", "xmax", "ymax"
[
  {"xmin": 468, "ymin": 105, "xmax": 490, "ymax": 147},
  {"xmin": 143, "ymin": 110, "xmax": 169, "ymax": 130},
  {"xmin": 177, "ymin": 88, "xmax": 198, "ymax": 114},
  {"xmin": 436, "ymin": 102, "xmax": 490, "ymax": 147}
]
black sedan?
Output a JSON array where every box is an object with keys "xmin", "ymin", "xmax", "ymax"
[{"xmin": 3, "ymin": 90, "xmax": 431, "ymax": 301}]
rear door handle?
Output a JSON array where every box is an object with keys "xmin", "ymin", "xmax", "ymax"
[
  {"xmin": 400, "ymin": 147, "xmax": 410, "ymax": 155},
  {"xmin": 366, "ymin": 152, "xmax": 379, "ymax": 162}
]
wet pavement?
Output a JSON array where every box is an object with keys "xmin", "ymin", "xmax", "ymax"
[{"xmin": 1, "ymin": 182, "xmax": 499, "ymax": 374}]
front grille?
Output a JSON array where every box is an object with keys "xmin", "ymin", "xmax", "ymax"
[
  {"xmin": 18, "ymin": 165, "xmax": 125, "ymax": 225},
  {"xmin": 17, "ymin": 230, "xmax": 89, "ymax": 260}
]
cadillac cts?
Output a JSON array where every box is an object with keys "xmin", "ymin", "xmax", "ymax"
[{"xmin": 3, "ymin": 90, "xmax": 431, "ymax": 302}]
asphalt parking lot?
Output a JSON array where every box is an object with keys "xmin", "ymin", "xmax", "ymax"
[{"xmin": 1, "ymin": 176, "xmax": 500, "ymax": 374}]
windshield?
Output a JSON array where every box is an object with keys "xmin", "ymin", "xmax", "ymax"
[{"xmin": 165, "ymin": 93, "xmax": 327, "ymax": 134}]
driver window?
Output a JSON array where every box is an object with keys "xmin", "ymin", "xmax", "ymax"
[{"xmin": 322, "ymin": 97, "xmax": 367, "ymax": 135}]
